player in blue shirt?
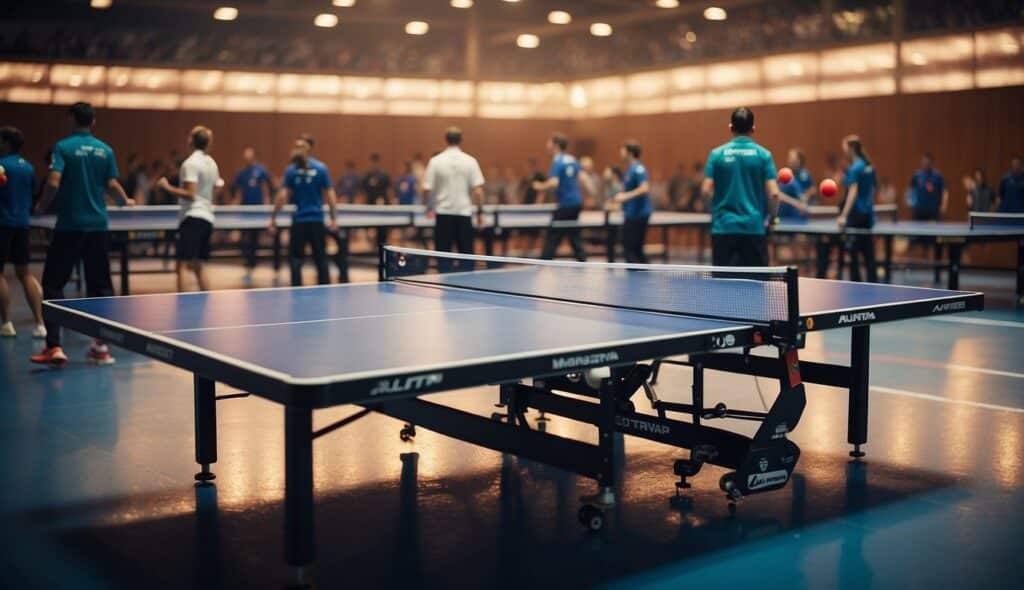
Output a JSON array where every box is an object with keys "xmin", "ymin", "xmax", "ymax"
[
  {"xmin": 837, "ymin": 135, "xmax": 878, "ymax": 283},
  {"xmin": 533, "ymin": 133, "xmax": 586, "ymax": 261},
  {"xmin": 269, "ymin": 134, "xmax": 338, "ymax": 287},
  {"xmin": 702, "ymin": 108, "xmax": 781, "ymax": 266},
  {"xmin": 909, "ymin": 153, "xmax": 948, "ymax": 221},
  {"xmin": 606, "ymin": 141, "xmax": 653, "ymax": 263},
  {"xmin": 231, "ymin": 147, "xmax": 274, "ymax": 271},
  {"xmin": 335, "ymin": 160, "xmax": 360, "ymax": 204},
  {"xmin": 777, "ymin": 149, "xmax": 813, "ymax": 220},
  {"xmin": 998, "ymin": 156, "xmax": 1024, "ymax": 213},
  {"xmin": 32, "ymin": 103, "xmax": 134, "ymax": 367},
  {"xmin": 396, "ymin": 162, "xmax": 419, "ymax": 205},
  {"xmin": 0, "ymin": 126, "xmax": 45, "ymax": 339}
]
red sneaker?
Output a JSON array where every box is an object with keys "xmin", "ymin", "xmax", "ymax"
[
  {"xmin": 30, "ymin": 346, "xmax": 68, "ymax": 367},
  {"xmin": 87, "ymin": 342, "xmax": 116, "ymax": 366}
]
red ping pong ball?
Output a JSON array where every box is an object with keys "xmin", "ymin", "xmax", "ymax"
[
  {"xmin": 820, "ymin": 178, "xmax": 838, "ymax": 197},
  {"xmin": 777, "ymin": 167, "xmax": 794, "ymax": 184}
]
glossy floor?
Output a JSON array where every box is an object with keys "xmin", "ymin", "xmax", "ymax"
[{"xmin": 1, "ymin": 261, "xmax": 1022, "ymax": 589}]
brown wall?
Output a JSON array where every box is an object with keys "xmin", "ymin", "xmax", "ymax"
[
  {"xmin": 0, "ymin": 103, "xmax": 562, "ymax": 181},
  {"xmin": 575, "ymin": 86, "xmax": 1024, "ymax": 223},
  {"xmin": 2, "ymin": 86, "xmax": 1021, "ymax": 268}
]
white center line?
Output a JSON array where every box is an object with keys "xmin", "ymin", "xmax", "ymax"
[
  {"xmin": 870, "ymin": 385, "xmax": 1024, "ymax": 414},
  {"xmin": 160, "ymin": 305, "xmax": 502, "ymax": 334},
  {"xmin": 926, "ymin": 316, "xmax": 1024, "ymax": 329}
]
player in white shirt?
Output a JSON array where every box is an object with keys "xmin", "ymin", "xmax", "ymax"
[
  {"xmin": 157, "ymin": 126, "xmax": 219, "ymax": 292},
  {"xmin": 422, "ymin": 127, "xmax": 485, "ymax": 271}
]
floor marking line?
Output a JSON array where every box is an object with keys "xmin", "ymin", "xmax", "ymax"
[
  {"xmin": 926, "ymin": 316, "xmax": 1024, "ymax": 329},
  {"xmin": 870, "ymin": 385, "xmax": 1024, "ymax": 414},
  {"xmin": 823, "ymin": 351, "xmax": 1024, "ymax": 380},
  {"xmin": 159, "ymin": 305, "xmax": 502, "ymax": 334}
]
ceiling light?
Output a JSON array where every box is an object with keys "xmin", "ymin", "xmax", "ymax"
[
  {"xmin": 910, "ymin": 52, "xmax": 928, "ymax": 66},
  {"xmin": 703, "ymin": 7, "xmax": 727, "ymax": 21},
  {"xmin": 332, "ymin": 0, "xmax": 355, "ymax": 6},
  {"xmin": 517, "ymin": 34, "xmax": 540, "ymax": 49},
  {"xmin": 405, "ymin": 21, "xmax": 429, "ymax": 35},
  {"xmin": 213, "ymin": 6, "xmax": 238, "ymax": 21},
  {"xmin": 451, "ymin": 0, "xmax": 473, "ymax": 8},
  {"xmin": 685, "ymin": 31, "xmax": 697, "ymax": 43},
  {"xmin": 656, "ymin": 0, "xmax": 679, "ymax": 7},
  {"xmin": 314, "ymin": 13, "xmax": 339, "ymax": 27},
  {"xmin": 590, "ymin": 23, "xmax": 613, "ymax": 37},
  {"xmin": 90, "ymin": 0, "xmax": 112, "ymax": 8},
  {"xmin": 548, "ymin": 10, "xmax": 572, "ymax": 25}
]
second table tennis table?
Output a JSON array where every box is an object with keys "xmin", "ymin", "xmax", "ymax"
[{"xmin": 42, "ymin": 246, "xmax": 982, "ymax": 584}]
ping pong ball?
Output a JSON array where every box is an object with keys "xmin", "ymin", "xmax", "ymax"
[
  {"xmin": 777, "ymin": 167, "xmax": 794, "ymax": 184},
  {"xmin": 819, "ymin": 178, "xmax": 838, "ymax": 197}
]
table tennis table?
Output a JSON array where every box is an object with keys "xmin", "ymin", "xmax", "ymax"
[
  {"xmin": 30, "ymin": 204, "xmax": 705, "ymax": 294},
  {"xmin": 42, "ymin": 245, "xmax": 982, "ymax": 583},
  {"xmin": 774, "ymin": 212, "xmax": 1024, "ymax": 302}
]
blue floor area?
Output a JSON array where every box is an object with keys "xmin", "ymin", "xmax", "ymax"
[{"xmin": 1, "ymin": 265, "xmax": 1022, "ymax": 589}]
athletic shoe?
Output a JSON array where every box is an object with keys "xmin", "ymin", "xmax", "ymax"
[
  {"xmin": 30, "ymin": 346, "xmax": 68, "ymax": 366},
  {"xmin": 0, "ymin": 322, "xmax": 15, "ymax": 337},
  {"xmin": 31, "ymin": 324, "xmax": 47, "ymax": 339},
  {"xmin": 87, "ymin": 342, "xmax": 116, "ymax": 366}
]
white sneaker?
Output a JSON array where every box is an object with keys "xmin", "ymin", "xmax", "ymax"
[
  {"xmin": 32, "ymin": 324, "xmax": 47, "ymax": 339},
  {"xmin": 0, "ymin": 322, "xmax": 15, "ymax": 337}
]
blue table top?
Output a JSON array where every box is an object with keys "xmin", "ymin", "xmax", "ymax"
[{"xmin": 47, "ymin": 281, "xmax": 748, "ymax": 385}]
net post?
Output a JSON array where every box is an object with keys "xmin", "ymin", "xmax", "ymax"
[
  {"xmin": 784, "ymin": 266, "xmax": 800, "ymax": 342},
  {"xmin": 378, "ymin": 244, "xmax": 388, "ymax": 282}
]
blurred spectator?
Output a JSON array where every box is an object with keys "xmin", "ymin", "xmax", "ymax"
[
  {"xmin": 361, "ymin": 153, "xmax": 391, "ymax": 204},
  {"xmin": 335, "ymin": 160, "xmax": 360, "ymax": 204},
  {"xmin": 965, "ymin": 168, "xmax": 996, "ymax": 212},
  {"xmin": 521, "ymin": 158, "xmax": 546, "ymax": 205},
  {"xmin": 578, "ymin": 156, "xmax": 602, "ymax": 208}
]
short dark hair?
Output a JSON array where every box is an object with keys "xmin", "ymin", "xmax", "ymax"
[
  {"xmin": 0, "ymin": 126, "xmax": 25, "ymax": 152},
  {"xmin": 191, "ymin": 126, "xmax": 212, "ymax": 151},
  {"xmin": 298, "ymin": 133, "xmax": 315, "ymax": 148},
  {"xmin": 445, "ymin": 126, "xmax": 462, "ymax": 145},
  {"xmin": 623, "ymin": 140, "xmax": 641, "ymax": 159},
  {"xmin": 69, "ymin": 102, "xmax": 95, "ymax": 127},
  {"xmin": 1012, "ymin": 155, "xmax": 1022, "ymax": 162},
  {"xmin": 369, "ymin": 152, "xmax": 381, "ymax": 162},
  {"xmin": 923, "ymin": 152, "xmax": 934, "ymax": 161},
  {"xmin": 730, "ymin": 107, "xmax": 754, "ymax": 134},
  {"xmin": 551, "ymin": 133, "xmax": 568, "ymax": 151}
]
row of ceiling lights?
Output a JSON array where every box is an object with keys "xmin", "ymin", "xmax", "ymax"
[{"xmin": 89, "ymin": 1, "xmax": 728, "ymax": 45}]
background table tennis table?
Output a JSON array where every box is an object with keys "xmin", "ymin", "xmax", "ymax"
[
  {"xmin": 774, "ymin": 212, "xmax": 1024, "ymax": 301},
  {"xmin": 30, "ymin": 204, "xmax": 707, "ymax": 294},
  {"xmin": 42, "ymin": 246, "xmax": 982, "ymax": 583}
]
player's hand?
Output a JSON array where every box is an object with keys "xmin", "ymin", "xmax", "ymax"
[
  {"xmin": 156, "ymin": 177, "xmax": 170, "ymax": 191},
  {"xmin": 267, "ymin": 221, "xmax": 278, "ymax": 235},
  {"xmin": 837, "ymin": 216, "xmax": 847, "ymax": 231},
  {"xmin": 603, "ymin": 199, "xmax": 620, "ymax": 211},
  {"xmin": 326, "ymin": 217, "xmax": 338, "ymax": 232},
  {"xmin": 122, "ymin": 198, "xmax": 136, "ymax": 207}
]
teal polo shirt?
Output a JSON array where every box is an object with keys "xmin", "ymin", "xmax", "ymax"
[
  {"xmin": 704, "ymin": 136, "xmax": 776, "ymax": 235},
  {"xmin": 50, "ymin": 130, "xmax": 119, "ymax": 232}
]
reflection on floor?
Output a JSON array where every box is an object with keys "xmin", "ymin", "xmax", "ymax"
[{"xmin": 0, "ymin": 260, "xmax": 1022, "ymax": 589}]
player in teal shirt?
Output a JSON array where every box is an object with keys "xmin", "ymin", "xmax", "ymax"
[
  {"xmin": 0, "ymin": 126, "xmax": 45, "ymax": 339},
  {"xmin": 837, "ymin": 135, "xmax": 878, "ymax": 283},
  {"xmin": 31, "ymin": 103, "xmax": 134, "ymax": 367},
  {"xmin": 702, "ymin": 108, "xmax": 781, "ymax": 266}
]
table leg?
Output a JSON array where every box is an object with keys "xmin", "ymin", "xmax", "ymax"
[
  {"xmin": 947, "ymin": 243, "xmax": 962, "ymax": 290},
  {"xmin": 194, "ymin": 376, "xmax": 217, "ymax": 483},
  {"xmin": 848, "ymin": 326, "xmax": 870, "ymax": 458},
  {"xmin": 1016, "ymin": 239, "xmax": 1023, "ymax": 305},
  {"xmin": 273, "ymin": 231, "xmax": 282, "ymax": 273},
  {"xmin": 120, "ymin": 241, "xmax": 130, "ymax": 296},
  {"xmin": 933, "ymin": 241, "xmax": 942, "ymax": 284},
  {"xmin": 285, "ymin": 406, "xmax": 314, "ymax": 578},
  {"xmin": 883, "ymin": 235, "xmax": 893, "ymax": 283}
]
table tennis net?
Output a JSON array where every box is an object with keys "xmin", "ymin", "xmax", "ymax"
[
  {"xmin": 381, "ymin": 246, "xmax": 796, "ymax": 326},
  {"xmin": 970, "ymin": 213, "xmax": 1024, "ymax": 228}
]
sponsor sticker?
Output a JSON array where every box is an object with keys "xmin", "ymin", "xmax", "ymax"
[
  {"xmin": 552, "ymin": 351, "xmax": 619, "ymax": 371},
  {"xmin": 837, "ymin": 311, "xmax": 876, "ymax": 324},
  {"xmin": 747, "ymin": 469, "xmax": 789, "ymax": 490},
  {"xmin": 369, "ymin": 373, "xmax": 443, "ymax": 396},
  {"xmin": 932, "ymin": 301, "xmax": 966, "ymax": 313}
]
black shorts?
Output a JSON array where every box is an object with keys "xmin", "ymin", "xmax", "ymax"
[
  {"xmin": 711, "ymin": 233, "xmax": 769, "ymax": 267},
  {"xmin": 177, "ymin": 216, "xmax": 213, "ymax": 262},
  {"xmin": 0, "ymin": 226, "xmax": 30, "ymax": 271}
]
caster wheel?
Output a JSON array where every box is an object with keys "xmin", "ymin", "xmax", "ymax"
[
  {"xmin": 578, "ymin": 505, "xmax": 605, "ymax": 532},
  {"xmin": 399, "ymin": 424, "xmax": 416, "ymax": 442}
]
